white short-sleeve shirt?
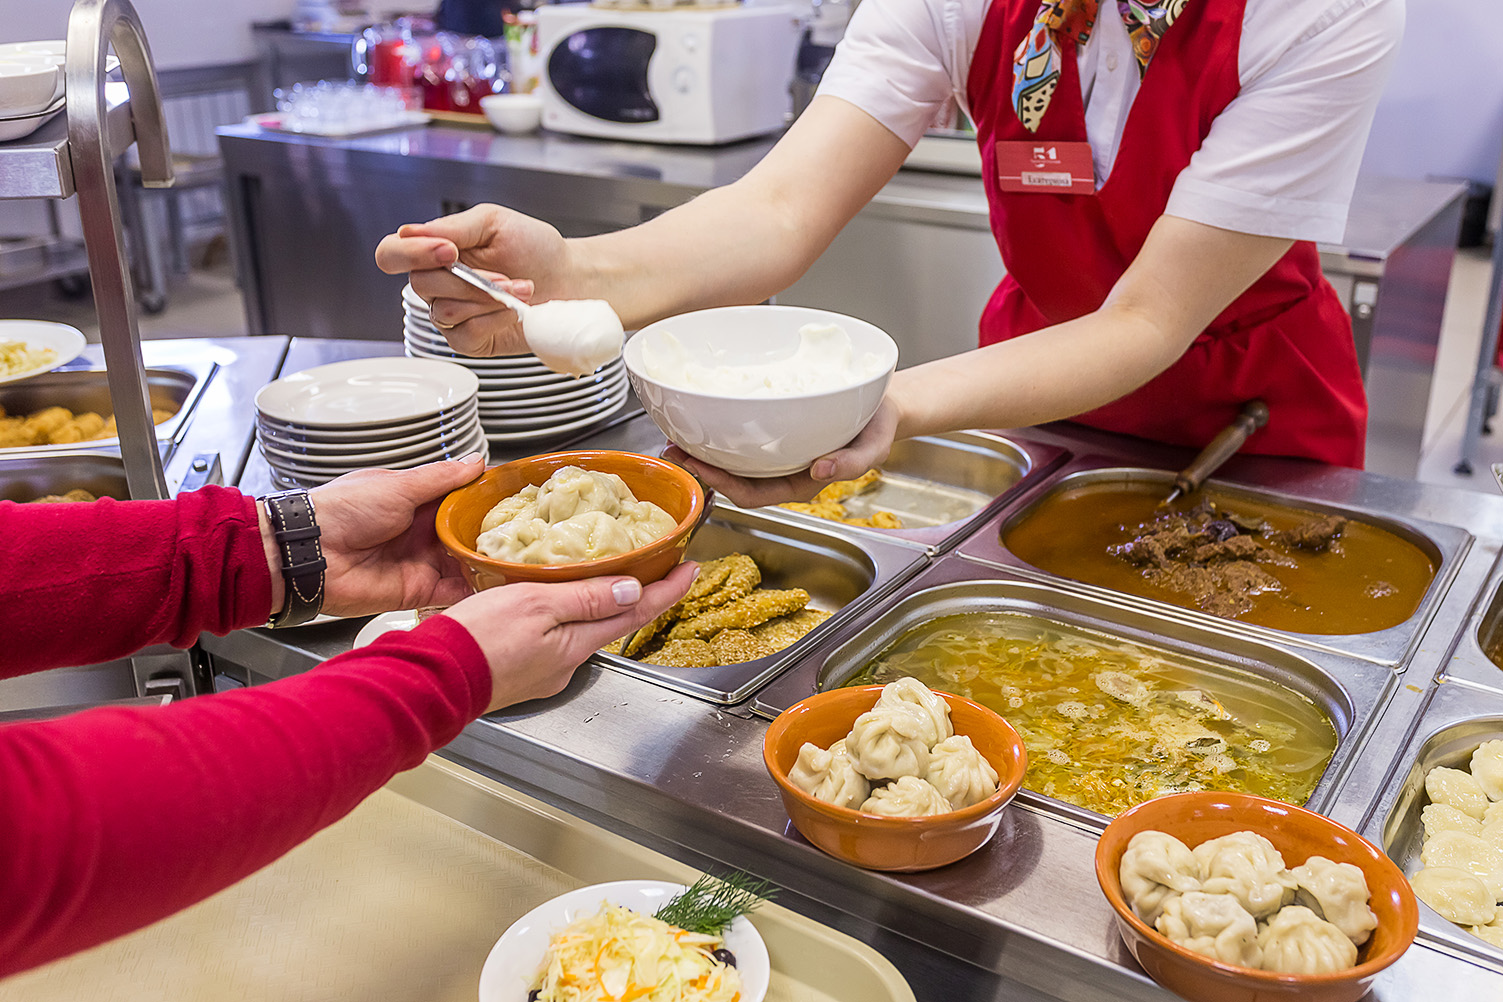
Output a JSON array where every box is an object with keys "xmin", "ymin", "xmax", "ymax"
[{"xmin": 817, "ymin": 0, "xmax": 1404, "ymax": 243}]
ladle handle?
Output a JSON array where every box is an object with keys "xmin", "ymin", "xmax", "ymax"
[
  {"xmin": 1172, "ymin": 400, "xmax": 1270, "ymax": 498},
  {"xmin": 449, "ymin": 261, "xmax": 530, "ymax": 316}
]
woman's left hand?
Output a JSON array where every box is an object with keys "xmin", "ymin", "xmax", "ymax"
[
  {"xmin": 302, "ymin": 455, "xmax": 485, "ymax": 617},
  {"xmin": 665, "ymin": 397, "xmax": 902, "ymax": 508}
]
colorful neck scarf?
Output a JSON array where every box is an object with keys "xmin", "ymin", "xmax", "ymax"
[{"xmin": 1011, "ymin": 0, "xmax": 1190, "ymax": 132}]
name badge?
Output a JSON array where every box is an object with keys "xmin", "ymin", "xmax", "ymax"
[{"xmin": 994, "ymin": 140, "xmax": 1095, "ymax": 194}]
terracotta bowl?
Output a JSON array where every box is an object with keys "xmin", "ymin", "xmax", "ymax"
[
  {"xmin": 763, "ymin": 684, "xmax": 1027, "ymax": 872},
  {"xmin": 1095, "ymin": 792, "xmax": 1418, "ymax": 1002},
  {"xmin": 434, "ymin": 450, "xmax": 707, "ymax": 591}
]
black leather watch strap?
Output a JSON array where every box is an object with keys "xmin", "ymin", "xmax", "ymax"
[{"xmin": 262, "ymin": 489, "xmax": 326, "ymax": 628}]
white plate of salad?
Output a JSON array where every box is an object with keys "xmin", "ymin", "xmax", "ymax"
[{"xmin": 478, "ymin": 877, "xmax": 771, "ymax": 1002}]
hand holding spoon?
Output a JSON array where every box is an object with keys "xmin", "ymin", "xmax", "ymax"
[{"xmin": 448, "ymin": 261, "xmax": 624, "ymax": 377}]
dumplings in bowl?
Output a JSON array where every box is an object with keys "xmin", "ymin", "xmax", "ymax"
[
  {"xmin": 762, "ymin": 681, "xmax": 1027, "ymax": 871},
  {"xmin": 1096, "ymin": 792, "xmax": 1417, "ymax": 1002},
  {"xmin": 435, "ymin": 450, "xmax": 707, "ymax": 591}
]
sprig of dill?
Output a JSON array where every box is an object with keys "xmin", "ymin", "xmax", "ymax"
[{"xmin": 653, "ymin": 870, "xmax": 777, "ymax": 936}]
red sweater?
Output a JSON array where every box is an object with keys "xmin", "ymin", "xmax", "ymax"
[{"xmin": 0, "ymin": 486, "xmax": 491, "ymax": 979}]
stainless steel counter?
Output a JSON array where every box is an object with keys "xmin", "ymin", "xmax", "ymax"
[{"xmin": 197, "ymin": 335, "xmax": 1503, "ymax": 1002}]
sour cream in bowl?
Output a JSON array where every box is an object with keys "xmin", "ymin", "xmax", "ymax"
[{"xmin": 625, "ymin": 305, "xmax": 899, "ymax": 478}]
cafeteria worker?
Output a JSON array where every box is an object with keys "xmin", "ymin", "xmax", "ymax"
[{"xmin": 378, "ymin": 0, "xmax": 1403, "ymax": 504}]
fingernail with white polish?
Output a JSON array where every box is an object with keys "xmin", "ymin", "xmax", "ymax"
[{"xmin": 612, "ymin": 579, "xmax": 642, "ymax": 605}]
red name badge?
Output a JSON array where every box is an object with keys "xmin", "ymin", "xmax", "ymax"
[{"xmin": 994, "ymin": 140, "xmax": 1096, "ymax": 194}]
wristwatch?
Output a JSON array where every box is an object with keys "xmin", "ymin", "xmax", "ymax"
[{"xmin": 261, "ymin": 489, "xmax": 327, "ymax": 628}]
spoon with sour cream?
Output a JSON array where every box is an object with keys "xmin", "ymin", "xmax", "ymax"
[{"xmin": 448, "ymin": 261, "xmax": 624, "ymax": 377}]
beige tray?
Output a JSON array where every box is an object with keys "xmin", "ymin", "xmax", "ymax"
[{"xmin": 8, "ymin": 757, "xmax": 914, "ymax": 1002}]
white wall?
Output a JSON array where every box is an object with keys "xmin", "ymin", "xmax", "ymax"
[
  {"xmin": 1361, "ymin": 1, "xmax": 1503, "ymax": 186},
  {"xmin": 4, "ymin": 0, "xmax": 296, "ymax": 69}
]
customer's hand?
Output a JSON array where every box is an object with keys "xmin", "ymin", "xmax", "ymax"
[
  {"xmin": 287, "ymin": 455, "xmax": 485, "ymax": 617},
  {"xmin": 443, "ymin": 562, "xmax": 699, "ymax": 711},
  {"xmin": 374, "ymin": 204, "xmax": 572, "ymax": 357},
  {"xmin": 665, "ymin": 397, "xmax": 902, "ymax": 508}
]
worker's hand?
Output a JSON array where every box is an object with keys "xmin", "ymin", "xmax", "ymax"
[
  {"xmin": 664, "ymin": 397, "xmax": 902, "ymax": 507},
  {"xmin": 373, "ymin": 204, "xmax": 571, "ymax": 357},
  {"xmin": 442, "ymin": 562, "xmax": 699, "ymax": 712},
  {"xmin": 296, "ymin": 455, "xmax": 486, "ymax": 617}
]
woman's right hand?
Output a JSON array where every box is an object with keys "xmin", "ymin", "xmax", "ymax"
[
  {"xmin": 374, "ymin": 204, "xmax": 572, "ymax": 357},
  {"xmin": 441, "ymin": 562, "xmax": 698, "ymax": 713}
]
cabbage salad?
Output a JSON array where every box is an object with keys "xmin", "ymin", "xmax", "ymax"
[{"xmin": 531, "ymin": 901, "xmax": 741, "ymax": 1002}]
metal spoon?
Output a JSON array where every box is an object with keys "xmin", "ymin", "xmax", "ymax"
[
  {"xmin": 1163, "ymin": 400, "xmax": 1270, "ymax": 505},
  {"xmin": 449, "ymin": 260, "xmax": 533, "ymax": 316},
  {"xmin": 446, "ymin": 261, "xmax": 624, "ymax": 377}
]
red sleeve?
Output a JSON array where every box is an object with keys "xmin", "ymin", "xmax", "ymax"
[
  {"xmin": 0, "ymin": 615, "xmax": 491, "ymax": 978},
  {"xmin": 0, "ymin": 486, "xmax": 275, "ymax": 678}
]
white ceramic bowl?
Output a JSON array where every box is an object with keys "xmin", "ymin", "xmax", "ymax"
[
  {"xmin": 477, "ymin": 879, "xmax": 769, "ymax": 1002},
  {"xmin": 479, "ymin": 92, "xmax": 542, "ymax": 134},
  {"xmin": 0, "ymin": 61, "xmax": 60, "ymax": 117},
  {"xmin": 624, "ymin": 304, "xmax": 899, "ymax": 478}
]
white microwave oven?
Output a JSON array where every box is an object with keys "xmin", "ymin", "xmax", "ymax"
[{"xmin": 536, "ymin": 4, "xmax": 806, "ymax": 145}]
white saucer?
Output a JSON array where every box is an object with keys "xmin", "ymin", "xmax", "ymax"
[
  {"xmin": 477, "ymin": 880, "xmax": 768, "ymax": 1002},
  {"xmin": 352, "ymin": 610, "xmax": 420, "ymax": 648},
  {"xmin": 255, "ymin": 357, "xmax": 479, "ymax": 427},
  {"xmin": 483, "ymin": 397, "xmax": 626, "ymax": 443},
  {"xmin": 265, "ymin": 426, "xmax": 486, "ymax": 477},
  {"xmin": 0, "ymin": 320, "xmax": 85, "ymax": 385}
]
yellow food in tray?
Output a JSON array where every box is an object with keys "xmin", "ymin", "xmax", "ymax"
[
  {"xmin": 0, "ymin": 403, "xmax": 174, "ymax": 449},
  {"xmin": 779, "ymin": 469, "xmax": 903, "ymax": 529},
  {"xmin": 844, "ymin": 612, "xmax": 1337, "ymax": 817},
  {"xmin": 27, "ymin": 489, "xmax": 98, "ymax": 504},
  {"xmin": 0, "ymin": 340, "xmax": 57, "ymax": 378},
  {"xmin": 603, "ymin": 552, "xmax": 832, "ymax": 667}
]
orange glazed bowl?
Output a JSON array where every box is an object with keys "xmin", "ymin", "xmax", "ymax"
[
  {"xmin": 435, "ymin": 450, "xmax": 707, "ymax": 591},
  {"xmin": 1095, "ymin": 792, "xmax": 1418, "ymax": 1002},
  {"xmin": 763, "ymin": 684, "xmax": 1027, "ymax": 872}
]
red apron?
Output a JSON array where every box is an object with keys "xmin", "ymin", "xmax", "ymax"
[{"xmin": 967, "ymin": 0, "xmax": 1367, "ymax": 467}]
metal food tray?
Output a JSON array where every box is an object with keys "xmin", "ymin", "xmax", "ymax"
[
  {"xmin": 1440, "ymin": 543, "xmax": 1503, "ymax": 696},
  {"xmin": 729, "ymin": 432, "xmax": 1069, "ymax": 555},
  {"xmin": 752, "ymin": 554, "xmax": 1393, "ymax": 829},
  {"xmin": 955, "ymin": 462, "xmax": 1472, "ymax": 668},
  {"xmin": 0, "ymin": 362, "xmax": 215, "ymax": 461},
  {"xmin": 1369, "ymin": 680, "xmax": 1503, "ymax": 973},
  {"xmin": 0, "ymin": 451, "xmax": 129, "ymax": 501},
  {"xmin": 590, "ymin": 503, "xmax": 928, "ymax": 705},
  {"xmin": 7, "ymin": 756, "xmax": 916, "ymax": 1002}
]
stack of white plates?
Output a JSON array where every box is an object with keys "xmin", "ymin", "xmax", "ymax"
[
  {"xmin": 255, "ymin": 357, "xmax": 486, "ymax": 488},
  {"xmin": 401, "ymin": 283, "xmax": 629, "ymax": 446}
]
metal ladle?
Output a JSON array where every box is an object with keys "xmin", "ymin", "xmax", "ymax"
[{"xmin": 1163, "ymin": 400, "xmax": 1270, "ymax": 505}]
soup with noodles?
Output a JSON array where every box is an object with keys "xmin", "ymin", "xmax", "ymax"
[{"xmin": 842, "ymin": 612, "xmax": 1338, "ymax": 817}]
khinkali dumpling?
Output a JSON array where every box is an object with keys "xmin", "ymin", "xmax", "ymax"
[
  {"xmin": 1426, "ymin": 766, "xmax": 1490, "ymax": 821},
  {"xmin": 1193, "ymin": 831, "xmax": 1296, "ymax": 919},
  {"xmin": 874, "ymin": 677, "xmax": 953, "ymax": 747},
  {"xmin": 860, "ymin": 775, "xmax": 952, "ymax": 817},
  {"xmin": 480, "ymin": 484, "xmax": 539, "ymax": 532},
  {"xmin": 1256, "ymin": 905, "xmax": 1358, "ymax": 974},
  {"xmin": 1289, "ymin": 855, "xmax": 1378, "ymax": 946},
  {"xmin": 925, "ymin": 735, "xmax": 999, "ymax": 809},
  {"xmin": 1472, "ymin": 741, "xmax": 1503, "ymax": 802},
  {"xmin": 1468, "ymin": 910, "xmax": 1503, "ymax": 949},
  {"xmin": 1120, "ymin": 830, "xmax": 1202, "ymax": 925},
  {"xmin": 1410, "ymin": 866, "xmax": 1497, "ymax": 926},
  {"xmin": 847, "ymin": 702, "xmax": 932, "ymax": 780},
  {"xmin": 788, "ymin": 739, "xmax": 870, "ymax": 810},
  {"xmin": 533, "ymin": 466, "xmax": 627, "ymax": 521},
  {"xmin": 1423, "ymin": 802, "xmax": 1483, "ymax": 840},
  {"xmin": 1155, "ymin": 891, "xmax": 1261, "ymax": 968},
  {"xmin": 1420, "ymin": 829, "xmax": 1503, "ymax": 900}
]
